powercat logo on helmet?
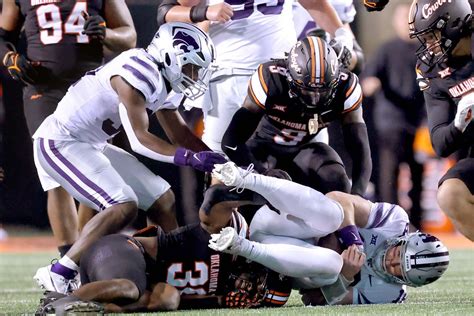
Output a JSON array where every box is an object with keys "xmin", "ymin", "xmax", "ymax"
[
  {"xmin": 422, "ymin": 0, "xmax": 452, "ymax": 19},
  {"xmin": 173, "ymin": 30, "xmax": 199, "ymax": 53}
]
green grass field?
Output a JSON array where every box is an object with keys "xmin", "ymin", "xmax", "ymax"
[{"xmin": 1, "ymin": 249, "xmax": 473, "ymax": 315}]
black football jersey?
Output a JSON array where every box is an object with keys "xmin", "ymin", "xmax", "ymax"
[
  {"xmin": 16, "ymin": 0, "xmax": 104, "ymax": 84},
  {"xmin": 153, "ymin": 211, "xmax": 248, "ymax": 296},
  {"xmin": 416, "ymin": 36, "xmax": 474, "ymax": 156},
  {"xmin": 248, "ymin": 59, "xmax": 362, "ymax": 147}
]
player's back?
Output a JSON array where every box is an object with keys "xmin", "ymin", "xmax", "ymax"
[
  {"xmin": 33, "ymin": 49, "xmax": 169, "ymax": 144},
  {"xmin": 209, "ymin": 0, "xmax": 296, "ymax": 69},
  {"xmin": 17, "ymin": 0, "xmax": 105, "ymax": 84}
]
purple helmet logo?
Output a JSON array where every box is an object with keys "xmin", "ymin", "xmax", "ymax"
[{"xmin": 173, "ymin": 29, "xmax": 199, "ymax": 53}]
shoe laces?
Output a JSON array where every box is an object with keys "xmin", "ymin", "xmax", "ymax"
[{"xmin": 229, "ymin": 163, "xmax": 254, "ymax": 194}]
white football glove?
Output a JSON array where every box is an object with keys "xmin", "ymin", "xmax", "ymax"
[{"xmin": 454, "ymin": 92, "xmax": 474, "ymax": 132}]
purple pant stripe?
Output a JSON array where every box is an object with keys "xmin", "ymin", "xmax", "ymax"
[
  {"xmin": 39, "ymin": 138, "xmax": 104, "ymax": 210},
  {"xmin": 47, "ymin": 140, "xmax": 119, "ymax": 208}
]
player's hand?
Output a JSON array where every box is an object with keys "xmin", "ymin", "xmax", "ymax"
[
  {"xmin": 341, "ymin": 245, "xmax": 366, "ymax": 281},
  {"xmin": 363, "ymin": 0, "xmax": 389, "ymax": 12},
  {"xmin": 82, "ymin": 12, "xmax": 107, "ymax": 41},
  {"xmin": 206, "ymin": 3, "xmax": 233, "ymax": 23},
  {"xmin": 2, "ymin": 51, "xmax": 40, "ymax": 85},
  {"xmin": 333, "ymin": 28, "xmax": 353, "ymax": 69},
  {"xmin": 455, "ymin": 93, "xmax": 474, "ymax": 133},
  {"xmin": 174, "ymin": 147, "xmax": 228, "ymax": 172}
]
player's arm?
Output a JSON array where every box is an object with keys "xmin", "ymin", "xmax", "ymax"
[
  {"xmin": 155, "ymin": 109, "xmax": 210, "ymax": 152},
  {"xmin": 112, "ymin": 76, "xmax": 178, "ymax": 162},
  {"xmin": 157, "ymin": 0, "xmax": 233, "ymax": 26},
  {"xmin": 340, "ymin": 74, "xmax": 371, "ymax": 196},
  {"xmin": 0, "ymin": 0, "xmax": 21, "ymax": 59},
  {"xmin": 102, "ymin": 0, "xmax": 137, "ymax": 52},
  {"xmin": 425, "ymin": 91, "xmax": 472, "ymax": 157}
]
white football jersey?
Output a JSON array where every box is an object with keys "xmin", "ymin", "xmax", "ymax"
[
  {"xmin": 353, "ymin": 202, "xmax": 409, "ymax": 304},
  {"xmin": 293, "ymin": 0, "xmax": 356, "ymax": 40},
  {"xmin": 208, "ymin": 0, "xmax": 296, "ymax": 69},
  {"xmin": 34, "ymin": 49, "xmax": 174, "ymax": 144}
]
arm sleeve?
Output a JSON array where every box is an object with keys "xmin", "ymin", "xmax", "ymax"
[
  {"xmin": 221, "ymin": 107, "xmax": 265, "ymax": 171},
  {"xmin": 424, "ymin": 90, "xmax": 471, "ymax": 157},
  {"xmin": 342, "ymin": 122, "xmax": 372, "ymax": 196},
  {"xmin": 157, "ymin": 0, "xmax": 180, "ymax": 26}
]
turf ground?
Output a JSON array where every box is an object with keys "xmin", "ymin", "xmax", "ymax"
[{"xmin": 1, "ymin": 235, "xmax": 473, "ymax": 315}]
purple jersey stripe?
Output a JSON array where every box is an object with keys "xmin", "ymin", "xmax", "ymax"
[
  {"xmin": 39, "ymin": 138, "xmax": 104, "ymax": 210},
  {"xmin": 47, "ymin": 140, "xmax": 118, "ymax": 208},
  {"xmin": 122, "ymin": 64, "xmax": 155, "ymax": 94},
  {"xmin": 130, "ymin": 56, "xmax": 159, "ymax": 77},
  {"xmin": 368, "ymin": 204, "xmax": 397, "ymax": 229}
]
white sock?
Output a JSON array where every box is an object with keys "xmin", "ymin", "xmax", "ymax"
[{"xmin": 58, "ymin": 255, "xmax": 79, "ymax": 271}]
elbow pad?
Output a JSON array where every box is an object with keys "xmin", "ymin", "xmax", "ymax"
[
  {"xmin": 157, "ymin": 0, "xmax": 180, "ymax": 26},
  {"xmin": 118, "ymin": 103, "xmax": 175, "ymax": 163}
]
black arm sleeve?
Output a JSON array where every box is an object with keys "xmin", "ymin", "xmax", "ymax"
[
  {"xmin": 425, "ymin": 91, "xmax": 471, "ymax": 157},
  {"xmin": 342, "ymin": 122, "xmax": 372, "ymax": 196},
  {"xmin": 157, "ymin": 0, "xmax": 180, "ymax": 26},
  {"xmin": 221, "ymin": 107, "xmax": 264, "ymax": 171},
  {"xmin": 0, "ymin": 28, "xmax": 20, "ymax": 60}
]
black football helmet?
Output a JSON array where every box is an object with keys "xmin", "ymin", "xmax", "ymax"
[
  {"xmin": 286, "ymin": 36, "xmax": 340, "ymax": 113},
  {"xmin": 408, "ymin": 0, "xmax": 472, "ymax": 67}
]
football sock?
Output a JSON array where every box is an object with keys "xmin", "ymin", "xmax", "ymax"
[
  {"xmin": 52, "ymin": 256, "xmax": 79, "ymax": 279},
  {"xmin": 58, "ymin": 244, "xmax": 72, "ymax": 258}
]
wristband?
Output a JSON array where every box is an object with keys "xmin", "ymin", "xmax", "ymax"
[{"xmin": 190, "ymin": 5, "xmax": 209, "ymax": 23}]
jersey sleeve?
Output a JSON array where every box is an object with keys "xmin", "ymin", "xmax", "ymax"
[
  {"xmin": 248, "ymin": 64, "xmax": 269, "ymax": 109},
  {"xmin": 116, "ymin": 50, "xmax": 164, "ymax": 103},
  {"xmin": 353, "ymin": 283, "xmax": 407, "ymax": 304},
  {"xmin": 364, "ymin": 202, "xmax": 410, "ymax": 237},
  {"xmin": 342, "ymin": 73, "xmax": 363, "ymax": 113}
]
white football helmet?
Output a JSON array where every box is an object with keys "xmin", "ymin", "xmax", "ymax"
[
  {"xmin": 370, "ymin": 232, "xmax": 450, "ymax": 287},
  {"xmin": 147, "ymin": 22, "xmax": 215, "ymax": 100}
]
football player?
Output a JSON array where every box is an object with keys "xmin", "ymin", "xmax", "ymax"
[
  {"xmin": 157, "ymin": 0, "xmax": 354, "ymax": 154},
  {"xmin": 408, "ymin": 0, "xmax": 474, "ymax": 241},
  {"xmin": 36, "ymin": 191, "xmax": 291, "ymax": 314},
  {"xmin": 32, "ymin": 22, "xmax": 227, "ymax": 294},
  {"xmin": 209, "ymin": 161, "xmax": 450, "ymax": 305},
  {"xmin": 0, "ymin": 0, "xmax": 136, "ymax": 257},
  {"xmin": 222, "ymin": 36, "xmax": 371, "ymax": 196}
]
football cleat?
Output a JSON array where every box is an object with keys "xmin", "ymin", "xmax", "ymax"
[
  {"xmin": 209, "ymin": 226, "xmax": 252, "ymax": 256},
  {"xmin": 33, "ymin": 264, "xmax": 79, "ymax": 294},
  {"xmin": 212, "ymin": 162, "xmax": 254, "ymax": 193}
]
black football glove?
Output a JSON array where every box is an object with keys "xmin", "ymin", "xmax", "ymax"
[
  {"xmin": 363, "ymin": 0, "xmax": 389, "ymax": 12},
  {"xmin": 329, "ymin": 39, "xmax": 352, "ymax": 69},
  {"xmin": 82, "ymin": 14, "xmax": 107, "ymax": 41},
  {"xmin": 2, "ymin": 51, "xmax": 40, "ymax": 84}
]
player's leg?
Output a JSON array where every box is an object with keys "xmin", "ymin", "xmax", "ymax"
[
  {"xmin": 437, "ymin": 158, "xmax": 474, "ymax": 241},
  {"xmin": 26, "ymin": 86, "xmax": 79, "ymax": 256},
  {"xmin": 202, "ymin": 74, "xmax": 251, "ymax": 152},
  {"xmin": 292, "ymin": 142, "xmax": 351, "ymax": 194},
  {"xmin": 33, "ymin": 138, "xmax": 139, "ymax": 293},
  {"xmin": 104, "ymin": 144, "xmax": 178, "ymax": 232},
  {"xmin": 213, "ymin": 162, "xmax": 344, "ymax": 235},
  {"xmin": 210, "ymin": 227, "xmax": 342, "ymax": 286}
]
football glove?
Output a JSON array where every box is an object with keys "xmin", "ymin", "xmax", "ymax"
[
  {"xmin": 174, "ymin": 147, "xmax": 228, "ymax": 172},
  {"xmin": 2, "ymin": 51, "xmax": 40, "ymax": 84},
  {"xmin": 224, "ymin": 289, "xmax": 260, "ymax": 309},
  {"xmin": 363, "ymin": 0, "xmax": 389, "ymax": 12},
  {"xmin": 454, "ymin": 93, "xmax": 474, "ymax": 133},
  {"xmin": 82, "ymin": 14, "xmax": 107, "ymax": 41}
]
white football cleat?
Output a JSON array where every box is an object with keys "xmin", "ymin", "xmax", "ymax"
[
  {"xmin": 209, "ymin": 226, "xmax": 253, "ymax": 257},
  {"xmin": 34, "ymin": 264, "xmax": 79, "ymax": 294},
  {"xmin": 212, "ymin": 162, "xmax": 254, "ymax": 192}
]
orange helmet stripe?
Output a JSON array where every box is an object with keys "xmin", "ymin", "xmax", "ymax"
[{"xmin": 307, "ymin": 36, "xmax": 316, "ymax": 83}]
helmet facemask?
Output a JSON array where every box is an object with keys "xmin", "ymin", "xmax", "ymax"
[{"xmin": 412, "ymin": 19, "xmax": 455, "ymax": 67}]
